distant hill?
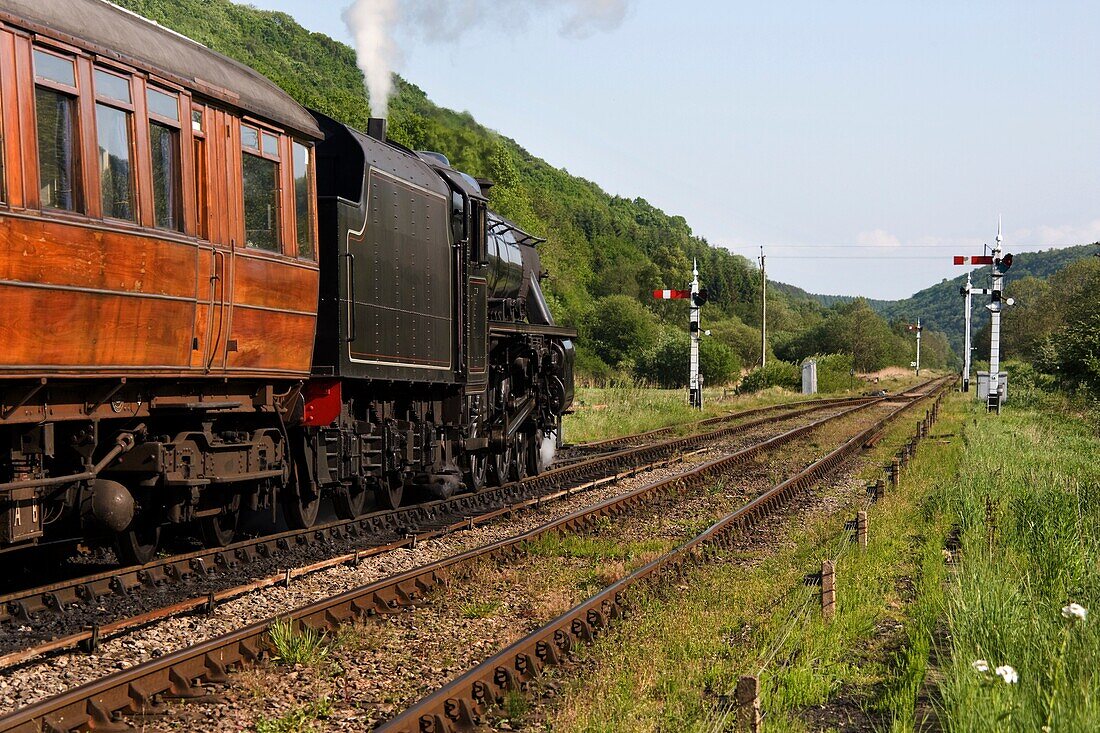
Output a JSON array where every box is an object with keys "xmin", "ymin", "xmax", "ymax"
[{"xmin": 787, "ymin": 244, "xmax": 1099, "ymax": 355}]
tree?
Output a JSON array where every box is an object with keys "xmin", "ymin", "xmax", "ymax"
[{"xmin": 584, "ymin": 295, "xmax": 658, "ymax": 368}]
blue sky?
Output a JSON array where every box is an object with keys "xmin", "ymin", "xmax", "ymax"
[{"xmin": 241, "ymin": 0, "xmax": 1100, "ymax": 299}]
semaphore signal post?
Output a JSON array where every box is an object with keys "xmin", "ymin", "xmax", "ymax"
[
  {"xmin": 654, "ymin": 260, "xmax": 708, "ymax": 409},
  {"xmin": 954, "ymin": 220, "xmax": 1014, "ymax": 411}
]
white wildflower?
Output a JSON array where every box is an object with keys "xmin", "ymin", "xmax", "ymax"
[
  {"xmin": 971, "ymin": 659, "xmax": 990, "ymax": 673},
  {"xmin": 1061, "ymin": 603, "xmax": 1088, "ymax": 622},
  {"xmin": 995, "ymin": 665, "xmax": 1018, "ymax": 684}
]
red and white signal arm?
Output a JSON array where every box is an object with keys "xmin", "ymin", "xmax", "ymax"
[
  {"xmin": 953, "ymin": 255, "xmax": 994, "ymax": 265},
  {"xmin": 653, "ymin": 289, "xmax": 691, "ymax": 300}
]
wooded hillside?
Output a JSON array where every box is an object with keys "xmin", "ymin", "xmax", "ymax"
[{"xmin": 116, "ymin": 0, "xmax": 957, "ymax": 383}]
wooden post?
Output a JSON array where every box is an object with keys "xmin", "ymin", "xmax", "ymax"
[
  {"xmin": 875, "ymin": 478, "xmax": 885, "ymax": 499},
  {"xmin": 821, "ymin": 560, "xmax": 836, "ymax": 620},
  {"xmin": 890, "ymin": 457, "xmax": 901, "ymax": 488},
  {"xmin": 857, "ymin": 511, "xmax": 868, "ymax": 550},
  {"xmin": 735, "ymin": 675, "xmax": 762, "ymax": 733}
]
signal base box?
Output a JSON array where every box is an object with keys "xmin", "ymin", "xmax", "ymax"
[
  {"xmin": 976, "ymin": 371, "xmax": 1008, "ymax": 404},
  {"xmin": 802, "ymin": 360, "xmax": 818, "ymax": 395}
]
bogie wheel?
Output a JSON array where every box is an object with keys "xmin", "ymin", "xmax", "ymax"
[
  {"xmin": 333, "ymin": 479, "xmax": 369, "ymax": 519},
  {"xmin": 376, "ymin": 473, "xmax": 404, "ymax": 510},
  {"xmin": 199, "ymin": 492, "xmax": 241, "ymax": 548},
  {"xmin": 115, "ymin": 520, "xmax": 161, "ymax": 566}
]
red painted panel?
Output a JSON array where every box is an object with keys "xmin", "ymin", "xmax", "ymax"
[{"xmin": 302, "ymin": 379, "xmax": 341, "ymax": 427}]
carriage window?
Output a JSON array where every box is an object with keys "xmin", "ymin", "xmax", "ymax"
[
  {"xmin": 191, "ymin": 109, "xmax": 203, "ymax": 133},
  {"xmin": 94, "ymin": 70, "xmax": 130, "ymax": 104},
  {"xmin": 243, "ymin": 152, "xmax": 279, "ymax": 251},
  {"xmin": 95, "ymin": 103, "xmax": 135, "ymax": 221},
  {"xmin": 146, "ymin": 87, "xmax": 181, "ymax": 231},
  {"xmin": 33, "ymin": 50, "xmax": 75, "ymax": 87},
  {"xmin": 192, "ymin": 107, "xmax": 207, "ymax": 239},
  {"xmin": 0, "ymin": 92, "xmax": 6, "ymax": 204},
  {"xmin": 34, "ymin": 50, "xmax": 81, "ymax": 212},
  {"xmin": 150, "ymin": 123, "xmax": 181, "ymax": 230},
  {"xmin": 36, "ymin": 88, "xmax": 80, "ymax": 212},
  {"xmin": 241, "ymin": 125, "xmax": 259, "ymax": 150},
  {"xmin": 146, "ymin": 88, "xmax": 178, "ymax": 121},
  {"xmin": 262, "ymin": 132, "xmax": 279, "ymax": 157},
  {"xmin": 292, "ymin": 141, "xmax": 313, "ymax": 259}
]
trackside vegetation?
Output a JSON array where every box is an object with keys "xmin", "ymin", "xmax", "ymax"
[{"xmin": 542, "ymin": 390, "xmax": 1100, "ymax": 732}]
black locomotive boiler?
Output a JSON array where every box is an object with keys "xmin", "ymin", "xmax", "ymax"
[{"xmin": 299, "ymin": 114, "xmax": 576, "ymax": 522}]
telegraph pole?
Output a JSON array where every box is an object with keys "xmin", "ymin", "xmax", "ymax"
[
  {"xmin": 689, "ymin": 259, "xmax": 703, "ymax": 409},
  {"xmin": 759, "ymin": 246, "xmax": 766, "ymax": 368},
  {"xmin": 961, "ymin": 270, "xmax": 973, "ymax": 391}
]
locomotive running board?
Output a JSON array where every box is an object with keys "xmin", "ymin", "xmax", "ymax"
[{"xmin": 488, "ymin": 322, "xmax": 578, "ymax": 339}]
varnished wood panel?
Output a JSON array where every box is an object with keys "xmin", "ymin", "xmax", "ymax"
[
  {"xmin": 232, "ymin": 252, "xmax": 318, "ymax": 313},
  {"xmin": 0, "ymin": 215, "xmax": 199, "ymax": 298},
  {"xmin": 0, "ymin": 282, "xmax": 193, "ymax": 367},
  {"xmin": 225, "ymin": 307, "xmax": 314, "ymax": 372}
]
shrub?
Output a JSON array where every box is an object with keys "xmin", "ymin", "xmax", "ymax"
[
  {"xmin": 634, "ymin": 333, "xmax": 741, "ymax": 387},
  {"xmin": 583, "ymin": 295, "xmax": 658, "ymax": 368},
  {"xmin": 810, "ymin": 353, "xmax": 856, "ymax": 393},
  {"xmin": 736, "ymin": 361, "xmax": 800, "ymax": 394},
  {"xmin": 574, "ymin": 345, "xmax": 616, "ymax": 386}
]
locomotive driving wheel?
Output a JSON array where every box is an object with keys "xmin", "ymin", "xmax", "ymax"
[
  {"xmin": 526, "ymin": 429, "xmax": 546, "ymax": 477},
  {"xmin": 508, "ymin": 434, "xmax": 528, "ymax": 482},
  {"xmin": 488, "ymin": 445, "xmax": 509, "ymax": 487},
  {"xmin": 464, "ymin": 453, "xmax": 488, "ymax": 492}
]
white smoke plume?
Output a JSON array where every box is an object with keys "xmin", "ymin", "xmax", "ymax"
[
  {"xmin": 343, "ymin": 0, "xmax": 633, "ymax": 118},
  {"xmin": 343, "ymin": 0, "xmax": 400, "ymax": 119}
]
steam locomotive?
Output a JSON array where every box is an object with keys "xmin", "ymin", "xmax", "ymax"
[{"xmin": 0, "ymin": 0, "xmax": 574, "ymax": 564}]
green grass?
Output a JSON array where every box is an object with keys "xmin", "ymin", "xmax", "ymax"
[
  {"xmin": 563, "ymin": 374, "xmax": 928, "ymax": 444},
  {"xmin": 459, "ymin": 600, "xmax": 501, "ymax": 619},
  {"xmin": 933, "ymin": 393, "xmax": 1100, "ymax": 731},
  {"xmin": 268, "ymin": 618, "xmax": 330, "ymax": 668},
  {"xmin": 254, "ymin": 698, "xmax": 333, "ymax": 733},
  {"xmin": 522, "ymin": 533, "xmax": 671, "ymax": 562},
  {"xmin": 544, "ymin": 398, "xmax": 945, "ymax": 732}
]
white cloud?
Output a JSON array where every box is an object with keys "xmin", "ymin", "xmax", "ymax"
[
  {"xmin": 856, "ymin": 229, "xmax": 902, "ymax": 248},
  {"xmin": 1011, "ymin": 219, "xmax": 1100, "ymax": 247}
]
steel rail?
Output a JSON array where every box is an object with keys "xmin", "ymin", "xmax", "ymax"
[
  {"xmin": 378, "ymin": 378, "xmax": 950, "ymax": 733},
  {"xmin": 0, "ymin": 446, "xmax": 718, "ymax": 671},
  {"xmin": 0, "ymin": 393, "xmax": 885, "ymax": 626},
  {"xmin": 0, "ymin": 388, "xmax": 930, "ymax": 733}
]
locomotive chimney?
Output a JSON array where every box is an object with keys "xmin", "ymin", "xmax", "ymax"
[{"xmin": 367, "ymin": 117, "xmax": 387, "ymax": 141}]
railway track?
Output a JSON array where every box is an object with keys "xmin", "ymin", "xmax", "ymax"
[
  {"xmin": 377, "ymin": 378, "xmax": 950, "ymax": 732},
  {"xmin": 0, "ymin": 393, "xmax": 878, "ymax": 635},
  {"xmin": 0, "ymin": 380, "xmax": 944, "ymax": 732},
  {"xmin": 558, "ymin": 394, "xmax": 873, "ymax": 460},
  {"xmin": 0, "ymin": 391, "xmax": 880, "ymax": 677}
]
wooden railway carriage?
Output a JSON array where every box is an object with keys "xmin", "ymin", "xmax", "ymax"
[
  {"xmin": 0, "ymin": 0, "xmax": 323, "ymax": 562},
  {"xmin": 0, "ymin": 1, "xmax": 575, "ymax": 564}
]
